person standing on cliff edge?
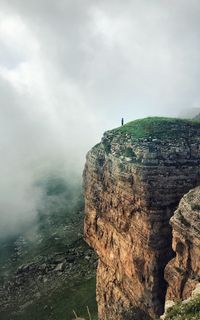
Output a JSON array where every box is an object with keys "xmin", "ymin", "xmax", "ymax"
[{"xmin": 121, "ymin": 117, "xmax": 124, "ymax": 126}]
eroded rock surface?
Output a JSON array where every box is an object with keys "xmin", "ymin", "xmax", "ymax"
[
  {"xmin": 165, "ymin": 186, "xmax": 200, "ymax": 301},
  {"xmin": 83, "ymin": 118, "xmax": 200, "ymax": 319}
]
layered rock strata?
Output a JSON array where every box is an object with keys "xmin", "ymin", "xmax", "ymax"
[
  {"xmin": 84, "ymin": 118, "xmax": 200, "ymax": 319},
  {"xmin": 165, "ymin": 186, "xmax": 200, "ymax": 301}
]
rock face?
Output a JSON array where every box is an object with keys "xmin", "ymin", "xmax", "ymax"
[
  {"xmin": 83, "ymin": 118, "xmax": 200, "ymax": 320},
  {"xmin": 165, "ymin": 186, "xmax": 200, "ymax": 301}
]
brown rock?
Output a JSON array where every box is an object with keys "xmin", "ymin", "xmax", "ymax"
[
  {"xmin": 165, "ymin": 187, "xmax": 200, "ymax": 301},
  {"xmin": 84, "ymin": 118, "xmax": 200, "ymax": 319}
]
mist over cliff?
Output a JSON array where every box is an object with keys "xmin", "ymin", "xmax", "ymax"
[{"xmin": 1, "ymin": 0, "xmax": 200, "ymax": 237}]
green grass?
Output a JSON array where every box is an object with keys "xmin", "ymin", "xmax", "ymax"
[
  {"xmin": 110, "ymin": 117, "xmax": 200, "ymax": 140},
  {"xmin": 165, "ymin": 296, "xmax": 200, "ymax": 320}
]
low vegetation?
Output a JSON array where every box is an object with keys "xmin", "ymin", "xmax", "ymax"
[
  {"xmin": 111, "ymin": 117, "xmax": 200, "ymax": 140},
  {"xmin": 165, "ymin": 296, "xmax": 200, "ymax": 320}
]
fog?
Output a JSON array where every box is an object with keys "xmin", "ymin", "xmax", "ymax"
[{"xmin": 0, "ymin": 0, "xmax": 200, "ymax": 237}]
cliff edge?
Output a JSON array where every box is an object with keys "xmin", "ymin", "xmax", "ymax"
[{"xmin": 83, "ymin": 117, "xmax": 200, "ymax": 319}]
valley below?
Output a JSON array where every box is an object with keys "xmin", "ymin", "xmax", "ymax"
[{"xmin": 0, "ymin": 176, "xmax": 97, "ymax": 320}]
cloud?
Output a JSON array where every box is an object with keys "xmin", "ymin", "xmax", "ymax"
[{"xmin": 0, "ymin": 0, "xmax": 200, "ymax": 236}]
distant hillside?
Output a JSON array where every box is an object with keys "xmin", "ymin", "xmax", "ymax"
[
  {"xmin": 193, "ymin": 113, "xmax": 200, "ymax": 120},
  {"xmin": 178, "ymin": 108, "xmax": 200, "ymax": 119},
  {"xmin": 0, "ymin": 176, "xmax": 97, "ymax": 320}
]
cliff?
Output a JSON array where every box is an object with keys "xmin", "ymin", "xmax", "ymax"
[
  {"xmin": 83, "ymin": 117, "xmax": 200, "ymax": 320},
  {"xmin": 165, "ymin": 186, "xmax": 200, "ymax": 301}
]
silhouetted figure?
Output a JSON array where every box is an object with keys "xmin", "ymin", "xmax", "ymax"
[{"xmin": 121, "ymin": 117, "xmax": 124, "ymax": 126}]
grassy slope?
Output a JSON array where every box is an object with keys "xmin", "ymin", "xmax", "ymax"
[{"xmin": 110, "ymin": 117, "xmax": 200, "ymax": 139}]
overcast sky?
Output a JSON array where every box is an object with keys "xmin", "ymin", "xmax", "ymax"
[{"xmin": 1, "ymin": 0, "xmax": 200, "ymax": 236}]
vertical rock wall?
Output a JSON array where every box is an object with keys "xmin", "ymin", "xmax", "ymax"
[
  {"xmin": 165, "ymin": 187, "xmax": 200, "ymax": 301},
  {"xmin": 83, "ymin": 119, "xmax": 200, "ymax": 319}
]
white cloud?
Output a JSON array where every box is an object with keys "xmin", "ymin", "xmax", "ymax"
[{"xmin": 0, "ymin": 0, "xmax": 200, "ymax": 236}]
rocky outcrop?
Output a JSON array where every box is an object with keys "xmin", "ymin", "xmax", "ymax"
[
  {"xmin": 83, "ymin": 118, "xmax": 200, "ymax": 320},
  {"xmin": 165, "ymin": 186, "xmax": 200, "ymax": 301}
]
